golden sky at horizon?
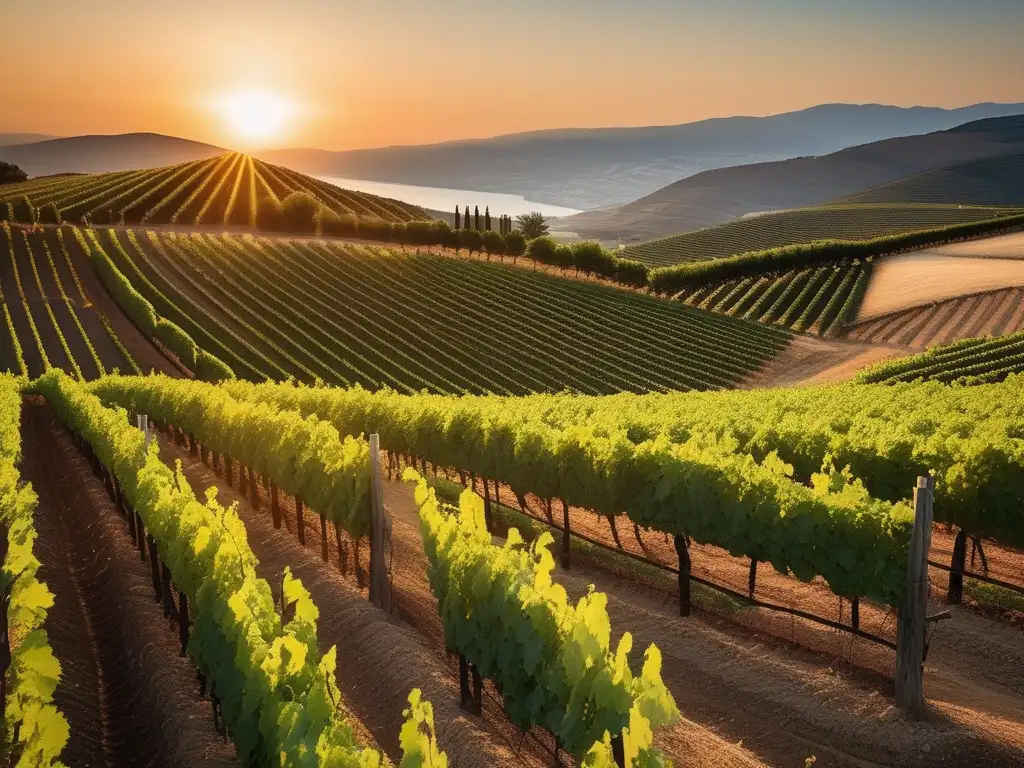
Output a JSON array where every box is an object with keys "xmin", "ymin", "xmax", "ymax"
[{"xmin": 3, "ymin": 0, "xmax": 1023, "ymax": 151}]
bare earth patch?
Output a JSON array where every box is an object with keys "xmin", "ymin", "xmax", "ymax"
[
  {"xmin": 857, "ymin": 253, "xmax": 1024, "ymax": 320},
  {"xmin": 741, "ymin": 335, "xmax": 907, "ymax": 388},
  {"xmin": 925, "ymin": 231, "xmax": 1024, "ymax": 259}
]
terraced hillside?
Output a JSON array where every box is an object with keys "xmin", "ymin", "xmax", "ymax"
[
  {"xmin": 0, "ymin": 222, "xmax": 176, "ymax": 378},
  {"xmin": 675, "ymin": 260, "xmax": 870, "ymax": 337},
  {"xmin": 75, "ymin": 228, "xmax": 788, "ymax": 393},
  {"xmin": 622, "ymin": 204, "xmax": 1023, "ymax": 268},
  {"xmin": 0, "ymin": 153, "xmax": 430, "ymax": 227},
  {"xmin": 838, "ymin": 151, "xmax": 1024, "ymax": 206}
]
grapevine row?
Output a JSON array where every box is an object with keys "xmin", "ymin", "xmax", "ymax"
[
  {"xmin": 0, "ymin": 375, "xmax": 69, "ymax": 767},
  {"xmin": 75, "ymin": 229, "xmax": 235, "ymax": 381},
  {"xmin": 479, "ymin": 381, "xmax": 1024, "ymax": 546},
  {"xmin": 856, "ymin": 330, "xmax": 1024, "ymax": 386},
  {"xmin": 221, "ymin": 381, "xmax": 915, "ymax": 605},
  {"xmin": 2, "ymin": 223, "xmax": 51, "ymax": 374},
  {"xmin": 88, "ymin": 374, "xmax": 374, "ymax": 542},
  {"xmin": 34, "ymin": 370, "xmax": 445, "ymax": 767},
  {"xmin": 0, "ymin": 154, "xmax": 430, "ymax": 229},
  {"xmin": 676, "ymin": 260, "xmax": 870, "ymax": 337},
  {"xmin": 624, "ymin": 203, "xmax": 1024, "ymax": 268},
  {"xmin": 127, "ymin": 231, "xmax": 784, "ymax": 394},
  {"xmin": 409, "ymin": 472, "xmax": 679, "ymax": 765}
]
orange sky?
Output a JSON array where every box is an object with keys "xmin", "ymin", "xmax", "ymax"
[{"xmin": 3, "ymin": 0, "xmax": 1023, "ymax": 151}]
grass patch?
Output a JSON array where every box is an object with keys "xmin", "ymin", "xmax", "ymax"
[{"xmin": 965, "ymin": 579, "xmax": 1024, "ymax": 614}]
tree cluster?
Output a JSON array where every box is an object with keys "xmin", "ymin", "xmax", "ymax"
[
  {"xmin": 526, "ymin": 237, "xmax": 650, "ymax": 287},
  {"xmin": 252, "ymin": 193, "xmax": 649, "ymax": 288},
  {"xmin": 0, "ymin": 161, "xmax": 27, "ymax": 185}
]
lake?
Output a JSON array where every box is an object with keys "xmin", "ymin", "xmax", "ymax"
[{"xmin": 315, "ymin": 175, "xmax": 582, "ymax": 218}]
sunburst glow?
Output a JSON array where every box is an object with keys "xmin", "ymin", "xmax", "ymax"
[{"xmin": 218, "ymin": 90, "xmax": 293, "ymax": 144}]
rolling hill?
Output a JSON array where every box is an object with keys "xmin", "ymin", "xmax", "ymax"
[
  {"xmin": 835, "ymin": 151, "xmax": 1024, "ymax": 206},
  {"xmin": 0, "ymin": 132, "xmax": 226, "ymax": 176},
  {"xmin": 259, "ymin": 102, "xmax": 1024, "ymax": 211},
  {"xmin": 0, "ymin": 153, "xmax": 429, "ymax": 226},
  {"xmin": 620, "ymin": 204, "xmax": 1023, "ymax": 267},
  {"xmin": 0, "ymin": 132, "xmax": 59, "ymax": 146},
  {"xmin": 0, "ymin": 224, "xmax": 790, "ymax": 392},
  {"xmin": 564, "ymin": 114, "xmax": 1024, "ymax": 242}
]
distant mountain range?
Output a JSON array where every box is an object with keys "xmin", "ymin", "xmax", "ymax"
[
  {"xmin": 4, "ymin": 103, "xmax": 1024, "ymax": 240},
  {"xmin": 563, "ymin": 114, "xmax": 1024, "ymax": 242},
  {"xmin": 0, "ymin": 133, "xmax": 226, "ymax": 176},
  {"xmin": 257, "ymin": 102, "xmax": 1024, "ymax": 210},
  {"xmin": 0, "ymin": 133, "xmax": 59, "ymax": 147}
]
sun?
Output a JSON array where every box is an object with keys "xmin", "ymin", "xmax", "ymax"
[{"xmin": 218, "ymin": 90, "xmax": 293, "ymax": 145}]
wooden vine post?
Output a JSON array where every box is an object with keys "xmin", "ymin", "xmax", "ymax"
[
  {"xmin": 674, "ymin": 535, "xmax": 691, "ymax": 617},
  {"xmin": 947, "ymin": 529, "xmax": 968, "ymax": 604},
  {"xmin": 270, "ymin": 482, "xmax": 281, "ymax": 529},
  {"xmin": 560, "ymin": 499, "xmax": 571, "ymax": 569},
  {"xmin": 368, "ymin": 434, "xmax": 392, "ymax": 612},
  {"xmin": 895, "ymin": 475, "xmax": 933, "ymax": 712}
]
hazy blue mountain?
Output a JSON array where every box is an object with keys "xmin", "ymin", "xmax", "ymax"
[
  {"xmin": 259, "ymin": 102, "xmax": 1024, "ymax": 210},
  {"xmin": 563, "ymin": 114, "xmax": 1024, "ymax": 242}
]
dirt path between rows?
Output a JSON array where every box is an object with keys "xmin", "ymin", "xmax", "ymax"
[
  {"xmin": 56, "ymin": 224, "xmax": 179, "ymax": 376},
  {"xmin": 153, "ymin": 427, "xmax": 1024, "ymax": 767},
  {"xmin": 23, "ymin": 399, "xmax": 237, "ymax": 768},
  {"xmin": 396, "ymin": 476, "xmax": 1024, "ymax": 768},
  {"xmin": 161, "ymin": 439, "xmax": 531, "ymax": 768}
]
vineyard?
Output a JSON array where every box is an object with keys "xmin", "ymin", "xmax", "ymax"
[
  {"xmin": 1, "ymin": 370, "xmax": 696, "ymax": 768},
  {"xmin": 0, "ymin": 223, "xmax": 143, "ymax": 378},
  {"xmin": 856, "ymin": 329, "xmax": 1024, "ymax": 384},
  {"xmin": 1, "ymin": 172, "xmax": 1023, "ymax": 768},
  {"xmin": 621, "ymin": 204, "xmax": 1024, "ymax": 268},
  {"xmin": 0, "ymin": 153, "xmax": 429, "ymax": 228},
  {"xmin": 2, "ymin": 346, "xmax": 1022, "ymax": 765},
  {"xmin": 673, "ymin": 259, "xmax": 870, "ymax": 336},
  {"xmin": 837, "ymin": 151, "xmax": 1024, "ymax": 206},
  {"xmin": 849, "ymin": 287, "xmax": 1024, "ymax": 349},
  {"xmin": 19, "ymin": 226, "xmax": 783, "ymax": 393}
]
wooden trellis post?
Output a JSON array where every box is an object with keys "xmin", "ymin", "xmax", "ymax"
[
  {"xmin": 947, "ymin": 529, "xmax": 968, "ymax": 604},
  {"xmin": 674, "ymin": 535, "xmax": 691, "ymax": 617},
  {"xmin": 368, "ymin": 434, "xmax": 392, "ymax": 612},
  {"xmin": 895, "ymin": 475, "xmax": 933, "ymax": 712}
]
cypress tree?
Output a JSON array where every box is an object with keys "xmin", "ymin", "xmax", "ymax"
[
  {"xmin": 464, "ymin": 205, "xmax": 470, "ymax": 229},
  {"xmin": 455, "ymin": 205, "xmax": 461, "ymax": 229},
  {"xmin": 485, "ymin": 206, "xmax": 491, "ymax": 231},
  {"xmin": 474, "ymin": 205, "xmax": 480, "ymax": 230}
]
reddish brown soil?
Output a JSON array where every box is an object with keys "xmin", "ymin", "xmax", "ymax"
[
  {"xmin": 143, "ymin": 431, "xmax": 1024, "ymax": 767},
  {"xmin": 59, "ymin": 225, "xmax": 178, "ymax": 376},
  {"xmin": 161, "ymin": 439, "xmax": 531, "ymax": 768},
  {"xmin": 11, "ymin": 230, "xmax": 74, "ymax": 373},
  {"xmin": 741, "ymin": 335, "xmax": 907, "ymax": 388},
  {"xmin": 436, "ymin": 472, "xmax": 1024, "ymax": 768},
  {"xmin": 858, "ymin": 253, "xmax": 1024, "ymax": 320},
  {"xmin": 0, "ymin": 231, "xmax": 46, "ymax": 376},
  {"xmin": 849, "ymin": 287, "xmax": 1024, "ymax": 350},
  {"xmin": 22, "ymin": 399, "xmax": 237, "ymax": 768}
]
